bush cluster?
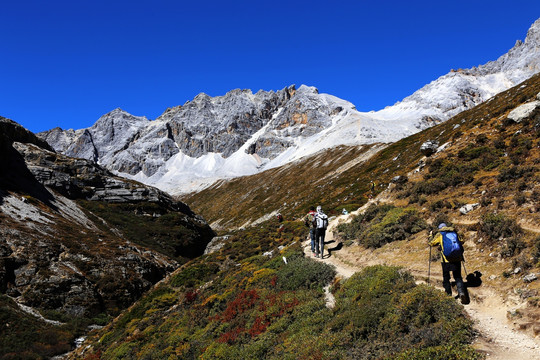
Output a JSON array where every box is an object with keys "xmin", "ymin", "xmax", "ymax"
[
  {"xmin": 275, "ymin": 256, "xmax": 336, "ymax": 291},
  {"xmin": 337, "ymin": 204, "xmax": 426, "ymax": 248},
  {"xmin": 478, "ymin": 212, "xmax": 522, "ymax": 244},
  {"xmin": 81, "ymin": 248, "xmax": 480, "ymax": 360},
  {"xmin": 533, "ymin": 236, "xmax": 540, "ymax": 265},
  {"xmin": 497, "ymin": 165, "xmax": 534, "ymax": 183}
]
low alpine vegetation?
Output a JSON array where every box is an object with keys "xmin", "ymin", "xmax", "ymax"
[
  {"xmin": 336, "ymin": 204, "xmax": 427, "ymax": 248},
  {"xmin": 78, "ymin": 255, "xmax": 479, "ymax": 360}
]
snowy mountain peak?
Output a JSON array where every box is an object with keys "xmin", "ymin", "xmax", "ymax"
[
  {"xmin": 525, "ymin": 18, "xmax": 540, "ymax": 45},
  {"xmin": 39, "ymin": 18, "xmax": 540, "ymax": 195},
  {"xmin": 93, "ymin": 108, "xmax": 148, "ymax": 128}
]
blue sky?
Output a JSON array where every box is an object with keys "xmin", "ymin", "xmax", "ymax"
[{"xmin": 2, "ymin": 1, "xmax": 539, "ymax": 133}]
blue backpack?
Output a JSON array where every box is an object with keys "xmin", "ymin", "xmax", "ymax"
[{"xmin": 441, "ymin": 231, "xmax": 464, "ymax": 262}]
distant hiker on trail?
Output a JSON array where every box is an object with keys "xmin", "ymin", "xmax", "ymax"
[
  {"xmin": 314, "ymin": 206, "xmax": 329, "ymax": 258},
  {"xmin": 277, "ymin": 213, "xmax": 283, "ymax": 222},
  {"xmin": 368, "ymin": 180, "xmax": 376, "ymax": 199},
  {"xmin": 304, "ymin": 206, "xmax": 317, "ymax": 256},
  {"xmin": 342, "ymin": 208, "xmax": 348, "ymax": 215},
  {"xmin": 429, "ymin": 223, "xmax": 469, "ymax": 304}
]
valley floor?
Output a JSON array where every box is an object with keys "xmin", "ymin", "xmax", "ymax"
[{"xmin": 305, "ymin": 208, "xmax": 540, "ymax": 360}]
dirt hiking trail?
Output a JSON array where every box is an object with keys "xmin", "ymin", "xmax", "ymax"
[{"xmin": 304, "ymin": 207, "xmax": 540, "ymax": 360}]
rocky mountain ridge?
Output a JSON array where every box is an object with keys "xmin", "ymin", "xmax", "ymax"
[
  {"xmin": 39, "ymin": 19, "xmax": 540, "ymax": 196},
  {"xmin": 0, "ymin": 117, "xmax": 215, "ymax": 356}
]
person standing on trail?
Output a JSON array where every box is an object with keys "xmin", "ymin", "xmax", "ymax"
[
  {"xmin": 368, "ymin": 180, "xmax": 376, "ymax": 199},
  {"xmin": 429, "ymin": 223, "xmax": 468, "ymax": 303},
  {"xmin": 304, "ymin": 206, "xmax": 317, "ymax": 256},
  {"xmin": 314, "ymin": 206, "xmax": 329, "ymax": 258}
]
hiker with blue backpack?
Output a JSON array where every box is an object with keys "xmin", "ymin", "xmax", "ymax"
[
  {"xmin": 429, "ymin": 223, "xmax": 470, "ymax": 304},
  {"xmin": 314, "ymin": 206, "xmax": 329, "ymax": 258}
]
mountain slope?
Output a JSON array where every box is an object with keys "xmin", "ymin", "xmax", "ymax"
[
  {"xmin": 182, "ymin": 72, "xmax": 540, "ymax": 341},
  {"xmin": 182, "ymin": 72, "xmax": 540, "ymax": 232},
  {"xmin": 39, "ymin": 18, "xmax": 540, "ymax": 195},
  {"xmin": 60, "ymin": 50, "xmax": 540, "ymax": 360},
  {"xmin": 0, "ymin": 118, "xmax": 215, "ymax": 358}
]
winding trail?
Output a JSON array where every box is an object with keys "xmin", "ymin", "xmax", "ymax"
[{"xmin": 304, "ymin": 208, "xmax": 540, "ymax": 360}]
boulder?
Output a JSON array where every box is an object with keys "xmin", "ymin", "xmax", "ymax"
[
  {"xmin": 391, "ymin": 175, "xmax": 408, "ymax": 184},
  {"xmin": 420, "ymin": 140, "xmax": 439, "ymax": 156},
  {"xmin": 507, "ymin": 100, "xmax": 540, "ymax": 123},
  {"xmin": 460, "ymin": 203, "xmax": 480, "ymax": 215},
  {"xmin": 204, "ymin": 235, "xmax": 230, "ymax": 255}
]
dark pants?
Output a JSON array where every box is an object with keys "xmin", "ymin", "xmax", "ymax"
[
  {"xmin": 315, "ymin": 228, "xmax": 326, "ymax": 257},
  {"xmin": 442, "ymin": 262, "xmax": 465, "ymax": 296},
  {"xmin": 309, "ymin": 228, "xmax": 316, "ymax": 252}
]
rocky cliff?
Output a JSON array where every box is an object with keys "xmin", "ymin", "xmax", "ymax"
[{"xmin": 0, "ymin": 118, "xmax": 215, "ymax": 321}]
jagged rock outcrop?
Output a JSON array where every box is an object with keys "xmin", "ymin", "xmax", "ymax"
[
  {"xmin": 420, "ymin": 140, "xmax": 439, "ymax": 156},
  {"xmin": 507, "ymin": 95, "xmax": 540, "ymax": 123},
  {"xmin": 0, "ymin": 116, "xmax": 53, "ymax": 152},
  {"xmin": 0, "ymin": 118, "xmax": 215, "ymax": 319},
  {"xmin": 13, "ymin": 141, "xmax": 179, "ymax": 205}
]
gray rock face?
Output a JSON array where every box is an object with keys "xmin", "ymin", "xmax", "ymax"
[
  {"xmin": 38, "ymin": 85, "xmax": 343, "ymax": 178},
  {"xmin": 420, "ymin": 140, "xmax": 439, "ymax": 157},
  {"xmin": 0, "ymin": 225, "xmax": 176, "ymax": 317},
  {"xmin": 162, "ymin": 88, "xmax": 292, "ymax": 158},
  {"xmin": 12, "ymin": 142, "xmax": 177, "ymax": 205},
  {"xmin": 204, "ymin": 235, "xmax": 231, "ymax": 255},
  {"xmin": 1, "ymin": 125, "xmax": 215, "ymax": 319},
  {"xmin": 507, "ymin": 100, "xmax": 540, "ymax": 123}
]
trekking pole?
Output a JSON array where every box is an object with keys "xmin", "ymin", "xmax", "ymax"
[{"xmin": 462, "ymin": 258, "xmax": 469, "ymax": 277}]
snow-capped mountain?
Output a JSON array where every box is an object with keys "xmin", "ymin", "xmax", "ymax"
[{"xmin": 39, "ymin": 18, "xmax": 540, "ymax": 195}]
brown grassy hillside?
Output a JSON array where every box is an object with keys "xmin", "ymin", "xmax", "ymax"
[
  {"xmin": 181, "ymin": 73, "xmax": 540, "ymax": 336},
  {"xmin": 182, "ymin": 73, "xmax": 540, "ymax": 232}
]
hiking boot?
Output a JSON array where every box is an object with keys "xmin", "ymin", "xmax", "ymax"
[{"xmin": 459, "ymin": 290, "xmax": 470, "ymax": 305}]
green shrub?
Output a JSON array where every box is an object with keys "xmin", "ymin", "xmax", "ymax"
[
  {"xmin": 426, "ymin": 158, "xmax": 477, "ymax": 188},
  {"xmin": 380, "ymin": 285, "xmax": 476, "ymax": 347},
  {"xmin": 533, "ymin": 236, "xmax": 540, "ymax": 264},
  {"xmin": 475, "ymin": 134, "xmax": 488, "ymax": 145},
  {"xmin": 500, "ymin": 237, "xmax": 526, "ymax": 258},
  {"xmin": 337, "ymin": 204, "xmax": 426, "ymax": 249},
  {"xmin": 493, "ymin": 136, "xmax": 506, "ymax": 149},
  {"xmin": 515, "ymin": 193, "xmax": 527, "ymax": 206},
  {"xmin": 170, "ymin": 262, "xmax": 220, "ymax": 288},
  {"xmin": 336, "ymin": 203, "xmax": 362, "ymax": 214},
  {"xmin": 330, "ymin": 267, "xmax": 477, "ymax": 359},
  {"xmin": 411, "ymin": 178, "xmax": 448, "ymax": 195},
  {"xmin": 276, "ymin": 256, "xmax": 336, "ymax": 290},
  {"xmin": 430, "ymin": 199, "xmax": 451, "ymax": 212},
  {"xmin": 497, "ymin": 165, "xmax": 534, "ymax": 182},
  {"xmin": 478, "ymin": 212, "xmax": 522, "ymax": 244}
]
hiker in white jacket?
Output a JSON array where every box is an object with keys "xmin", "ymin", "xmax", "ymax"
[{"xmin": 314, "ymin": 206, "xmax": 328, "ymax": 258}]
